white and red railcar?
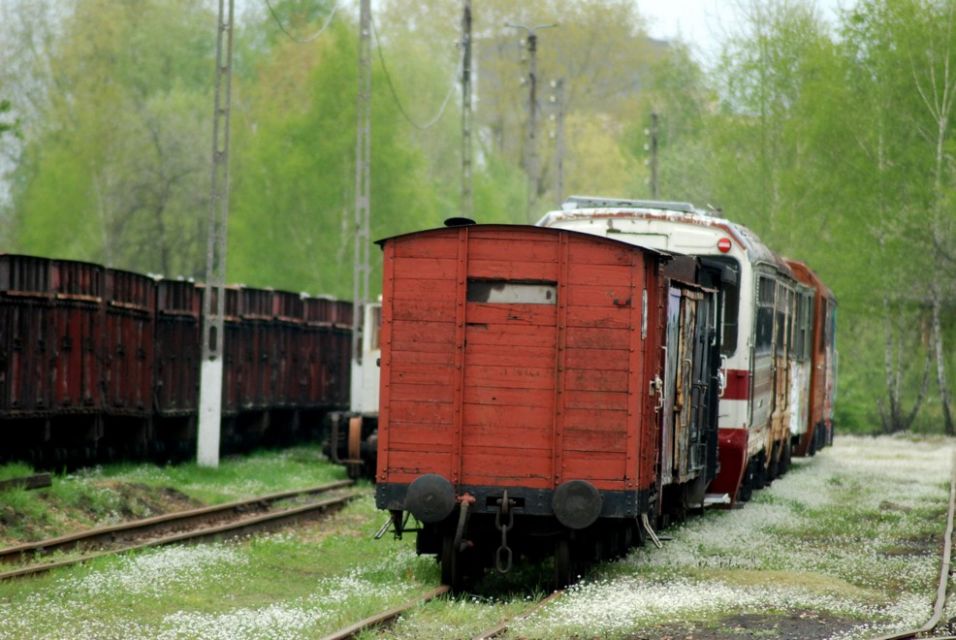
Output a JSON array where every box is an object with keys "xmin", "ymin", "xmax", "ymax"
[{"xmin": 538, "ymin": 196, "xmax": 831, "ymax": 503}]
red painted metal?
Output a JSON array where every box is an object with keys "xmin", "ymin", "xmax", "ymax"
[
  {"xmin": 722, "ymin": 368, "xmax": 751, "ymax": 401},
  {"xmin": 271, "ymin": 290, "xmax": 304, "ymax": 406},
  {"xmin": 377, "ymin": 225, "xmax": 660, "ymax": 495},
  {"xmin": 104, "ymin": 269, "xmax": 155, "ymax": 415},
  {"xmin": 0, "ymin": 255, "xmax": 54, "ymax": 416},
  {"xmin": 785, "ymin": 259, "xmax": 837, "ymax": 456},
  {"xmin": 709, "ymin": 427, "xmax": 749, "ymax": 503},
  {"xmin": 155, "ymin": 279, "xmax": 201, "ymax": 415},
  {"xmin": 50, "ymin": 260, "xmax": 104, "ymax": 412}
]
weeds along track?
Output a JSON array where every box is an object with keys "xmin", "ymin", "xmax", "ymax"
[
  {"xmin": 469, "ymin": 589, "xmax": 564, "ymax": 640},
  {"xmin": 869, "ymin": 451, "xmax": 956, "ymax": 640},
  {"xmin": 317, "ymin": 586, "xmax": 450, "ymax": 640},
  {"xmin": 0, "ymin": 479, "xmax": 358, "ymax": 580},
  {"xmin": 315, "ymin": 587, "xmax": 562, "ymax": 640}
]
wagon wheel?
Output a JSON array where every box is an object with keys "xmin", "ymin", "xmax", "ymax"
[
  {"xmin": 440, "ymin": 533, "xmax": 463, "ymax": 592},
  {"xmin": 779, "ymin": 439, "xmax": 792, "ymax": 475},
  {"xmin": 554, "ymin": 536, "xmax": 574, "ymax": 589}
]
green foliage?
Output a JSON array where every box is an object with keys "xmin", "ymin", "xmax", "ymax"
[{"xmin": 1, "ymin": 0, "xmax": 953, "ymax": 431}]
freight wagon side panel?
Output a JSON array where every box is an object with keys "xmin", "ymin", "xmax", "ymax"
[
  {"xmin": 0, "ymin": 255, "xmax": 54, "ymax": 416},
  {"xmin": 105, "ymin": 269, "xmax": 155, "ymax": 415},
  {"xmin": 51, "ymin": 260, "xmax": 104, "ymax": 412},
  {"xmin": 155, "ymin": 280, "xmax": 201, "ymax": 415}
]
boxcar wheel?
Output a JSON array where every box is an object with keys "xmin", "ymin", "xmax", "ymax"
[{"xmin": 440, "ymin": 533, "xmax": 463, "ymax": 592}]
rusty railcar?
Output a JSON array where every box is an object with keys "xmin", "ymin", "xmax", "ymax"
[
  {"xmin": 0, "ymin": 255, "xmax": 353, "ymax": 465},
  {"xmin": 154, "ymin": 279, "xmax": 202, "ymax": 456},
  {"xmin": 374, "ymin": 224, "xmax": 723, "ymax": 589},
  {"xmin": 785, "ymin": 259, "xmax": 837, "ymax": 455},
  {"xmin": 0, "ymin": 255, "xmax": 55, "ymax": 461},
  {"xmin": 0, "ymin": 255, "xmax": 54, "ymax": 419}
]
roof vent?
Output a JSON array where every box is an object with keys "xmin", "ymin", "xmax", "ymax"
[{"xmin": 444, "ymin": 216, "xmax": 476, "ymax": 227}]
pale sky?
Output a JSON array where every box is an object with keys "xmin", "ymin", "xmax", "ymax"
[{"xmin": 636, "ymin": 0, "xmax": 852, "ymax": 67}]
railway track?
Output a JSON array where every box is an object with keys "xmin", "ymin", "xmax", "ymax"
[
  {"xmin": 0, "ymin": 479, "xmax": 358, "ymax": 580},
  {"xmin": 316, "ymin": 586, "xmax": 562, "ymax": 640},
  {"xmin": 869, "ymin": 451, "xmax": 956, "ymax": 640}
]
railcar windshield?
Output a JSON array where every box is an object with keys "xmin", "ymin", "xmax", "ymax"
[{"xmin": 699, "ymin": 255, "xmax": 740, "ymax": 357}]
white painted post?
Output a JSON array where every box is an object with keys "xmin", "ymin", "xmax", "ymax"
[
  {"xmin": 198, "ymin": 0, "xmax": 235, "ymax": 468},
  {"xmin": 198, "ymin": 358, "xmax": 223, "ymax": 467}
]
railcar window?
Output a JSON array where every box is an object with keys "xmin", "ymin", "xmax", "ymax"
[
  {"xmin": 700, "ymin": 256, "xmax": 740, "ymax": 356},
  {"xmin": 466, "ymin": 279, "xmax": 557, "ymax": 304},
  {"xmin": 756, "ymin": 276, "xmax": 775, "ymax": 354},
  {"xmin": 804, "ymin": 292, "xmax": 814, "ymax": 360},
  {"xmin": 794, "ymin": 293, "xmax": 804, "ymax": 359}
]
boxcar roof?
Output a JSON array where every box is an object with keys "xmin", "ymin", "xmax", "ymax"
[{"xmin": 375, "ymin": 223, "xmax": 671, "ymax": 260}]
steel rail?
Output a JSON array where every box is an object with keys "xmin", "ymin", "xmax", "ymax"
[
  {"xmin": 868, "ymin": 450, "xmax": 956, "ymax": 640},
  {"xmin": 470, "ymin": 589, "xmax": 564, "ymax": 640},
  {"xmin": 317, "ymin": 585, "xmax": 450, "ymax": 640},
  {"xmin": 0, "ymin": 479, "xmax": 353, "ymax": 564},
  {"xmin": 0, "ymin": 490, "xmax": 358, "ymax": 581}
]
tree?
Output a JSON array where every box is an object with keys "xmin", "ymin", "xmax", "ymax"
[{"xmin": 9, "ymin": 0, "xmax": 215, "ymax": 275}]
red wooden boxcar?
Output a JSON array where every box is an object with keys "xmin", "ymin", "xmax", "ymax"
[{"xmin": 375, "ymin": 224, "xmax": 675, "ymax": 587}]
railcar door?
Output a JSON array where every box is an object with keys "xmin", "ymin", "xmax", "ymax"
[
  {"xmin": 659, "ymin": 288, "xmax": 682, "ymax": 486},
  {"xmin": 751, "ymin": 274, "xmax": 775, "ymax": 438},
  {"xmin": 688, "ymin": 291, "xmax": 714, "ymax": 475},
  {"xmin": 460, "ymin": 276, "xmax": 559, "ymax": 488}
]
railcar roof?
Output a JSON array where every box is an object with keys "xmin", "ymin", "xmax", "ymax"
[
  {"xmin": 537, "ymin": 196, "xmax": 790, "ymax": 274},
  {"xmin": 375, "ymin": 222, "xmax": 671, "ymax": 259}
]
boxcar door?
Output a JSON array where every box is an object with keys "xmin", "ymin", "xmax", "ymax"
[
  {"xmin": 688, "ymin": 291, "xmax": 713, "ymax": 475},
  {"xmin": 660, "ymin": 288, "xmax": 682, "ymax": 486},
  {"xmin": 461, "ymin": 276, "xmax": 559, "ymax": 489}
]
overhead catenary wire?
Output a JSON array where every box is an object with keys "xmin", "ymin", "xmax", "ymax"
[
  {"xmin": 370, "ymin": 13, "xmax": 457, "ymax": 131},
  {"xmin": 264, "ymin": 0, "xmax": 340, "ymax": 44}
]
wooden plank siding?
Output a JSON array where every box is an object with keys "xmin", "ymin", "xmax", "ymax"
[{"xmin": 377, "ymin": 225, "xmax": 660, "ymax": 495}]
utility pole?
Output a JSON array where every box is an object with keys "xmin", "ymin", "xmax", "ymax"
[
  {"xmin": 550, "ymin": 78, "xmax": 565, "ymax": 206},
  {"xmin": 506, "ymin": 21, "xmax": 556, "ymax": 220},
  {"xmin": 352, "ymin": 0, "xmax": 372, "ymax": 372},
  {"xmin": 648, "ymin": 111, "xmax": 659, "ymax": 199},
  {"xmin": 461, "ymin": 0, "xmax": 473, "ymax": 218},
  {"xmin": 198, "ymin": 0, "xmax": 235, "ymax": 468}
]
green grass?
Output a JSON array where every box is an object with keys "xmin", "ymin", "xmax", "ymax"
[
  {"xmin": 0, "ymin": 436, "xmax": 951, "ymax": 640},
  {"xmin": 0, "ymin": 445, "xmax": 348, "ymax": 545},
  {"xmin": 0, "ymin": 462, "xmax": 34, "ymax": 482}
]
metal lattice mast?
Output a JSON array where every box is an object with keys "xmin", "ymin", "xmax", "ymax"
[
  {"xmin": 198, "ymin": 0, "xmax": 235, "ymax": 468},
  {"xmin": 461, "ymin": 0, "xmax": 473, "ymax": 218},
  {"xmin": 352, "ymin": 0, "xmax": 372, "ymax": 365}
]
